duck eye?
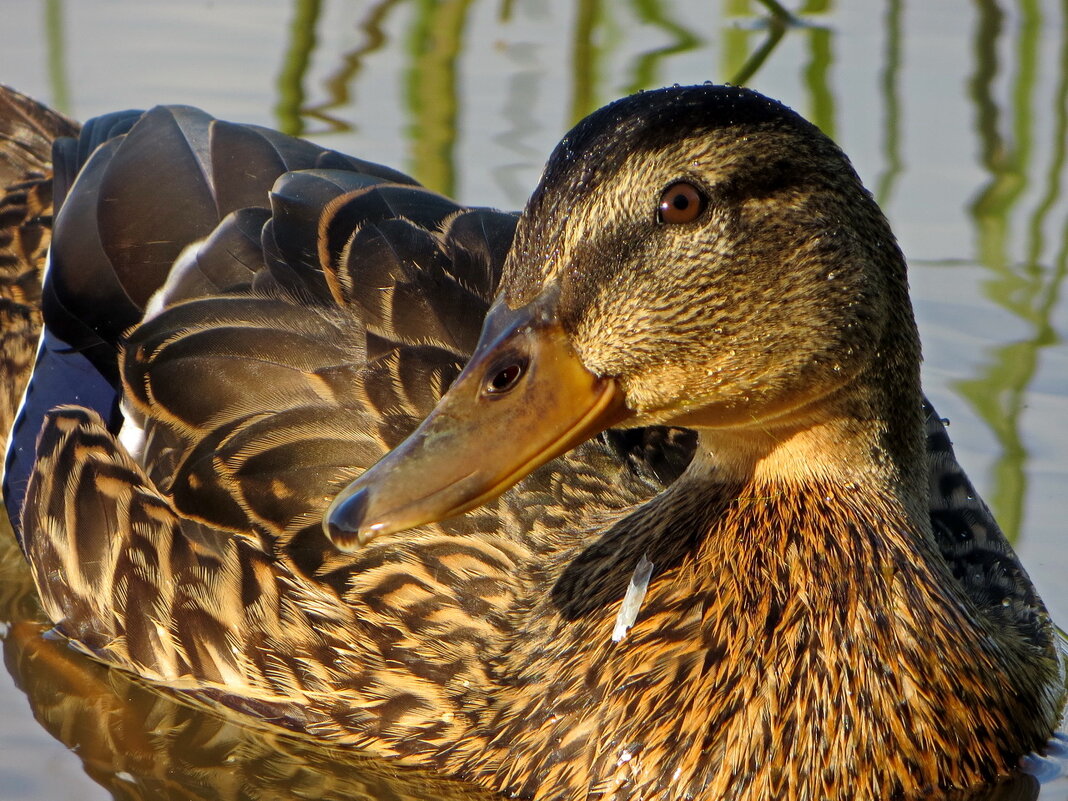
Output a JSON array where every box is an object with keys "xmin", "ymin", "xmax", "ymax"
[
  {"xmin": 484, "ymin": 361, "xmax": 525, "ymax": 395},
  {"xmin": 657, "ymin": 181, "xmax": 706, "ymax": 224}
]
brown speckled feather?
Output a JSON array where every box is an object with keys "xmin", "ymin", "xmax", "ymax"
[
  {"xmin": 0, "ymin": 174, "xmax": 50, "ymax": 429},
  {"xmin": 0, "ymin": 565, "xmax": 1044, "ymax": 801},
  {"xmin": 0, "ymin": 86, "xmax": 78, "ymax": 435}
]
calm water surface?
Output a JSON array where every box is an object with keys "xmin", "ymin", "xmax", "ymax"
[{"xmin": 0, "ymin": 1, "xmax": 1066, "ymax": 799}]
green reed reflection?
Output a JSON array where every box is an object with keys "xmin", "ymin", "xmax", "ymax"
[
  {"xmin": 569, "ymin": 0, "xmax": 602, "ymax": 124},
  {"xmin": 567, "ymin": 0, "xmax": 710, "ymax": 124},
  {"xmin": 961, "ymin": 0, "xmax": 1067, "ymax": 542},
  {"xmin": 276, "ymin": 0, "xmax": 322, "ymax": 136},
  {"xmin": 723, "ymin": 0, "xmax": 785, "ymax": 87},
  {"xmin": 624, "ymin": 0, "xmax": 703, "ymax": 93},
  {"xmin": 322, "ymin": 1, "xmax": 402, "ymax": 127},
  {"xmin": 1025, "ymin": 29, "xmax": 1068, "ymax": 281},
  {"xmin": 44, "ymin": 0, "xmax": 70, "ymax": 115},
  {"xmin": 798, "ymin": 0, "xmax": 835, "ymax": 138},
  {"xmin": 275, "ymin": 0, "xmax": 797, "ymax": 199},
  {"xmin": 406, "ymin": 0, "xmax": 473, "ymax": 198},
  {"xmin": 875, "ymin": 0, "xmax": 903, "ymax": 206},
  {"xmin": 724, "ymin": 17, "xmax": 789, "ymax": 86},
  {"xmin": 295, "ymin": 0, "xmax": 403, "ymax": 137},
  {"xmin": 721, "ymin": 0, "xmax": 836, "ymax": 134}
]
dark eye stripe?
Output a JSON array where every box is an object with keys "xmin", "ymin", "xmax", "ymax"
[{"xmin": 657, "ymin": 181, "xmax": 706, "ymax": 224}]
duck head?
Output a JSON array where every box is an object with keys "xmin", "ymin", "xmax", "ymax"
[{"xmin": 326, "ymin": 84, "xmax": 920, "ymax": 549}]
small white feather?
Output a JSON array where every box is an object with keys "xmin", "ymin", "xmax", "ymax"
[
  {"xmin": 612, "ymin": 554, "xmax": 654, "ymax": 643},
  {"xmin": 116, "ymin": 399, "xmax": 147, "ymax": 462}
]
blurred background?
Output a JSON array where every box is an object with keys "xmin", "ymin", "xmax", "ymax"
[{"xmin": 0, "ymin": 1, "xmax": 1066, "ymax": 799}]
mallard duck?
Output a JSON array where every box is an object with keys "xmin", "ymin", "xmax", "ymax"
[{"xmin": 0, "ymin": 83, "xmax": 1062, "ymax": 801}]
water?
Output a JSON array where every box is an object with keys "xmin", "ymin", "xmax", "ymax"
[{"xmin": 0, "ymin": 1, "xmax": 1066, "ymax": 799}]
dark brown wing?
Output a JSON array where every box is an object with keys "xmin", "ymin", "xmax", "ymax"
[
  {"xmin": 922, "ymin": 399, "xmax": 1051, "ymax": 646},
  {"xmin": 120, "ymin": 182, "xmax": 518, "ymax": 536},
  {"xmin": 4, "ymin": 102, "xmax": 440, "ymax": 540}
]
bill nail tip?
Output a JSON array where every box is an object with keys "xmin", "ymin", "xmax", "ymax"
[
  {"xmin": 325, "ymin": 520, "xmax": 358, "ymax": 551},
  {"xmin": 323, "ymin": 489, "xmax": 398, "ymax": 550}
]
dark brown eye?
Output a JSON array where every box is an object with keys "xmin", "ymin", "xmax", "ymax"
[
  {"xmin": 485, "ymin": 361, "xmax": 525, "ymax": 395},
  {"xmin": 657, "ymin": 181, "xmax": 706, "ymax": 224}
]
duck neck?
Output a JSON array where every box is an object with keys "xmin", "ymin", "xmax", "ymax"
[
  {"xmin": 696, "ymin": 300, "xmax": 931, "ymax": 537},
  {"xmin": 631, "ymin": 468, "xmax": 1052, "ymax": 798},
  {"xmin": 484, "ymin": 428, "xmax": 1059, "ymax": 801}
]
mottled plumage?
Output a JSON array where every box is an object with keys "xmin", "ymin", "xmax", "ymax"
[
  {"xmin": 0, "ymin": 88, "xmax": 77, "ymax": 433},
  {"xmin": 0, "ymin": 84, "xmax": 1061, "ymax": 801}
]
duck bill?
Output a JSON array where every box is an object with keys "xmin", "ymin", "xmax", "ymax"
[{"xmin": 325, "ymin": 302, "xmax": 626, "ymax": 550}]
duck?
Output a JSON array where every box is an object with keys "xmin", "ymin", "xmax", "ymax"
[{"xmin": 0, "ymin": 82, "xmax": 1062, "ymax": 801}]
